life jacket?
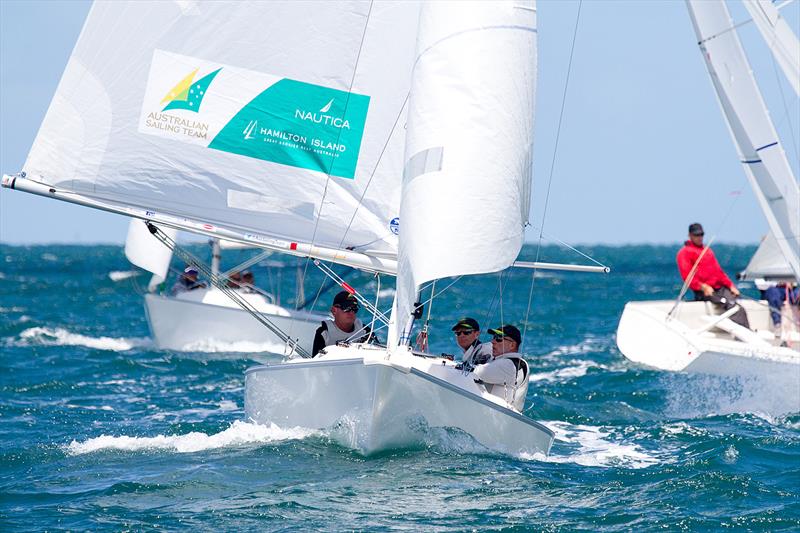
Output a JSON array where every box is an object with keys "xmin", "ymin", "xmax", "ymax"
[
  {"xmin": 319, "ymin": 318, "xmax": 369, "ymax": 346},
  {"xmin": 462, "ymin": 340, "xmax": 492, "ymax": 370},
  {"xmin": 482, "ymin": 352, "xmax": 530, "ymax": 411}
]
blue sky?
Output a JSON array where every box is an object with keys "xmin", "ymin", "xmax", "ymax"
[{"xmin": 1, "ymin": 0, "xmax": 798, "ymax": 245}]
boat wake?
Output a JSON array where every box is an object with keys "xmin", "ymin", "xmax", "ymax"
[
  {"xmin": 522, "ymin": 421, "xmax": 662, "ymax": 469},
  {"xmin": 10, "ymin": 327, "xmax": 151, "ymax": 352},
  {"xmin": 663, "ymin": 372, "xmax": 800, "ymax": 419},
  {"xmin": 65, "ymin": 421, "xmax": 318, "ymax": 455}
]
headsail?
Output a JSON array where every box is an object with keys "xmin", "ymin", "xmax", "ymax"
[
  {"xmin": 14, "ymin": 1, "xmax": 421, "ymax": 261},
  {"xmin": 742, "ymin": 0, "xmax": 800, "ymax": 95},
  {"xmin": 686, "ymin": 0, "xmax": 800, "ymax": 282},
  {"xmin": 124, "ymin": 219, "xmax": 177, "ymax": 291},
  {"xmin": 740, "ymin": 231, "xmax": 796, "ymax": 281},
  {"xmin": 390, "ymin": 1, "xmax": 538, "ymax": 348}
]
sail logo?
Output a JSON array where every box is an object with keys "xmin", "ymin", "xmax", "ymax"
[
  {"xmin": 294, "ymin": 99, "xmax": 351, "ymax": 129},
  {"xmin": 161, "ymin": 67, "xmax": 221, "ymax": 113},
  {"xmin": 243, "ymin": 120, "xmax": 258, "ymax": 140}
]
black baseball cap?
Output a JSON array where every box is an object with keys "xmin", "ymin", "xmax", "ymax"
[
  {"xmin": 487, "ymin": 324, "xmax": 522, "ymax": 347},
  {"xmin": 688, "ymin": 223, "xmax": 704, "ymax": 236},
  {"xmin": 451, "ymin": 317, "xmax": 480, "ymax": 331},
  {"xmin": 332, "ymin": 290, "xmax": 359, "ymax": 309}
]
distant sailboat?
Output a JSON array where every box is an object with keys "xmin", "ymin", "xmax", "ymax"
[
  {"xmin": 124, "ymin": 219, "xmax": 326, "ymax": 353},
  {"xmin": 617, "ymin": 0, "xmax": 799, "ymax": 393}
]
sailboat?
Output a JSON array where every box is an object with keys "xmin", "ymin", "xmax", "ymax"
[
  {"xmin": 616, "ymin": 0, "xmax": 800, "ymax": 393},
  {"xmin": 1, "ymin": 0, "xmax": 617, "ymax": 455},
  {"xmin": 124, "ymin": 219, "xmax": 327, "ymax": 353}
]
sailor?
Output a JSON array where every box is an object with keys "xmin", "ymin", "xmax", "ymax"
[
  {"xmin": 450, "ymin": 317, "xmax": 492, "ymax": 371},
  {"xmin": 472, "ymin": 324, "xmax": 529, "ymax": 411},
  {"xmin": 171, "ymin": 266, "xmax": 206, "ymax": 294},
  {"xmin": 312, "ymin": 290, "xmax": 376, "ymax": 356},
  {"xmin": 677, "ymin": 223, "xmax": 750, "ymax": 329},
  {"xmin": 755, "ymin": 279, "xmax": 800, "ymax": 328},
  {"xmin": 240, "ymin": 270, "xmax": 257, "ymax": 293}
]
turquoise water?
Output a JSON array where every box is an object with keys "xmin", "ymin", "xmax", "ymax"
[{"xmin": 1, "ymin": 243, "xmax": 798, "ymax": 531}]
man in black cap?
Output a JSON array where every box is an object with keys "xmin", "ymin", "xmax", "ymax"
[
  {"xmin": 472, "ymin": 324, "xmax": 529, "ymax": 411},
  {"xmin": 312, "ymin": 290, "xmax": 376, "ymax": 356},
  {"xmin": 677, "ymin": 222, "xmax": 750, "ymax": 328},
  {"xmin": 450, "ymin": 317, "xmax": 492, "ymax": 371}
]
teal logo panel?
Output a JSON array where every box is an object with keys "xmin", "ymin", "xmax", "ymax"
[{"xmin": 209, "ymin": 79, "xmax": 369, "ymax": 179}]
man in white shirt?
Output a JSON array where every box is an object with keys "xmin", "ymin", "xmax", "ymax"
[
  {"xmin": 450, "ymin": 317, "xmax": 492, "ymax": 371},
  {"xmin": 472, "ymin": 324, "xmax": 529, "ymax": 411}
]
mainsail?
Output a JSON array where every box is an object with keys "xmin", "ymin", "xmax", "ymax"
[
  {"xmin": 13, "ymin": 1, "xmax": 422, "ymax": 267},
  {"xmin": 390, "ymin": 1, "xmax": 538, "ymax": 347},
  {"xmin": 742, "ymin": 0, "xmax": 800, "ymax": 95},
  {"xmin": 686, "ymin": 0, "xmax": 800, "ymax": 282}
]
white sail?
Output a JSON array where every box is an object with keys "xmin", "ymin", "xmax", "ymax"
[
  {"xmin": 124, "ymin": 219, "xmax": 177, "ymax": 291},
  {"xmin": 18, "ymin": 1, "xmax": 421, "ymax": 260},
  {"xmin": 686, "ymin": 0, "xmax": 800, "ymax": 282},
  {"xmin": 390, "ymin": 1, "xmax": 537, "ymax": 347},
  {"xmin": 740, "ymin": 231, "xmax": 796, "ymax": 281},
  {"xmin": 742, "ymin": 0, "xmax": 800, "ymax": 95}
]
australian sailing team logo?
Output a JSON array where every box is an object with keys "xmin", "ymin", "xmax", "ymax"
[
  {"xmin": 141, "ymin": 65, "xmax": 221, "ymax": 140},
  {"xmin": 161, "ymin": 68, "xmax": 221, "ymax": 113}
]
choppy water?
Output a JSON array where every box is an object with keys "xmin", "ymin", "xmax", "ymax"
[{"xmin": 1, "ymin": 243, "xmax": 798, "ymax": 531}]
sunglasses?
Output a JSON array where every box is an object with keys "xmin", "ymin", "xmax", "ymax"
[
  {"xmin": 492, "ymin": 334, "xmax": 513, "ymax": 343},
  {"xmin": 334, "ymin": 304, "xmax": 359, "ymax": 313},
  {"xmin": 453, "ymin": 330, "xmax": 475, "ymax": 336},
  {"xmin": 691, "ymin": 232, "xmax": 704, "ymax": 237}
]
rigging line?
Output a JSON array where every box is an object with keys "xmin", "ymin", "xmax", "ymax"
[
  {"xmin": 297, "ymin": 1, "xmax": 375, "ymax": 307},
  {"xmin": 524, "ymin": 0, "xmax": 582, "ymax": 347},
  {"xmin": 529, "ymin": 226, "xmax": 609, "ymax": 268},
  {"xmin": 768, "ymin": 52, "xmax": 799, "ymax": 164}
]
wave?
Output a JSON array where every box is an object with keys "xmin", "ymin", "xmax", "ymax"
[
  {"xmin": 11, "ymin": 327, "xmax": 151, "ymax": 352},
  {"xmin": 522, "ymin": 421, "xmax": 662, "ymax": 469},
  {"xmin": 65, "ymin": 421, "xmax": 318, "ymax": 455}
]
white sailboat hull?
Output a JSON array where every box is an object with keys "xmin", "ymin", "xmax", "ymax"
[
  {"xmin": 617, "ymin": 300, "xmax": 800, "ymax": 405},
  {"xmin": 244, "ymin": 345, "xmax": 554, "ymax": 455},
  {"xmin": 144, "ymin": 289, "xmax": 324, "ymax": 353}
]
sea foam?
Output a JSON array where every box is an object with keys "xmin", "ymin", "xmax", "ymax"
[
  {"xmin": 14, "ymin": 327, "xmax": 151, "ymax": 352},
  {"xmin": 65, "ymin": 421, "xmax": 317, "ymax": 455}
]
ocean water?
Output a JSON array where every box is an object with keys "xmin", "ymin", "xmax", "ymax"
[{"xmin": 1, "ymin": 243, "xmax": 798, "ymax": 531}]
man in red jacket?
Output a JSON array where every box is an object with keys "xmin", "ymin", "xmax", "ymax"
[{"xmin": 676, "ymin": 223, "xmax": 750, "ymax": 328}]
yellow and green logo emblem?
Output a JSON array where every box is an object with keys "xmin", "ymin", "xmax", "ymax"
[{"xmin": 161, "ymin": 67, "xmax": 221, "ymax": 113}]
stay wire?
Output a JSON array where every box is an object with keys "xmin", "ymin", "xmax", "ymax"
[
  {"xmin": 524, "ymin": 0, "xmax": 583, "ymax": 347},
  {"xmin": 297, "ymin": 1, "xmax": 374, "ymax": 308}
]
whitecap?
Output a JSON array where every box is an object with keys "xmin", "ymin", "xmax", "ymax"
[
  {"xmin": 14, "ymin": 327, "xmax": 151, "ymax": 352},
  {"xmin": 179, "ymin": 338, "xmax": 290, "ymax": 354},
  {"xmin": 108, "ymin": 270, "xmax": 143, "ymax": 281},
  {"xmin": 529, "ymin": 361, "xmax": 595, "ymax": 382},
  {"xmin": 521, "ymin": 421, "xmax": 661, "ymax": 469},
  {"xmin": 65, "ymin": 421, "xmax": 317, "ymax": 455}
]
